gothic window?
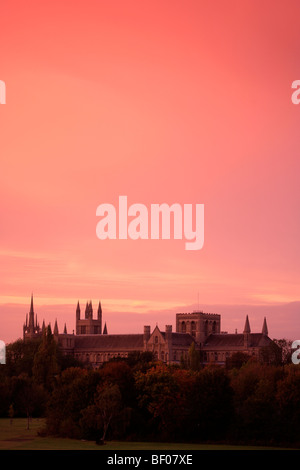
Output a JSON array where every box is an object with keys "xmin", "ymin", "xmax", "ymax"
[
  {"xmin": 155, "ymin": 336, "xmax": 158, "ymax": 344},
  {"xmin": 191, "ymin": 321, "xmax": 196, "ymax": 337},
  {"xmin": 181, "ymin": 321, "xmax": 186, "ymax": 333}
]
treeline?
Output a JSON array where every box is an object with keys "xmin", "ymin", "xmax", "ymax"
[{"xmin": 0, "ymin": 328, "xmax": 299, "ymax": 447}]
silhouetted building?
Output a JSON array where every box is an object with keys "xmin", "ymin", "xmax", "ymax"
[{"xmin": 23, "ymin": 296, "xmax": 276, "ymax": 367}]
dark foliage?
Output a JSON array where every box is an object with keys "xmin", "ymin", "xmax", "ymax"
[{"xmin": 2, "ymin": 335, "xmax": 300, "ymax": 447}]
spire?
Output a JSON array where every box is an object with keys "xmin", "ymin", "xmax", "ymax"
[
  {"xmin": 85, "ymin": 301, "xmax": 89, "ymax": 319},
  {"xmin": 28, "ymin": 294, "xmax": 35, "ymax": 328},
  {"xmin": 262, "ymin": 317, "xmax": 268, "ymax": 336},
  {"xmin": 30, "ymin": 293, "xmax": 34, "ymax": 314},
  {"xmin": 54, "ymin": 319, "xmax": 59, "ymax": 336},
  {"xmin": 63, "ymin": 323, "xmax": 67, "ymax": 334},
  {"xmin": 243, "ymin": 315, "xmax": 251, "ymax": 348},
  {"xmin": 243, "ymin": 315, "xmax": 251, "ymax": 334},
  {"xmin": 103, "ymin": 322, "xmax": 107, "ymax": 335},
  {"xmin": 97, "ymin": 301, "xmax": 102, "ymax": 334},
  {"xmin": 97, "ymin": 301, "xmax": 102, "ymax": 318},
  {"xmin": 76, "ymin": 301, "xmax": 80, "ymax": 320}
]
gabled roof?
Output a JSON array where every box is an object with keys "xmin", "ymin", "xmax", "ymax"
[
  {"xmin": 74, "ymin": 334, "xmax": 144, "ymax": 351},
  {"xmin": 161, "ymin": 331, "xmax": 195, "ymax": 347},
  {"xmin": 203, "ymin": 333, "xmax": 273, "ymax": 348}
]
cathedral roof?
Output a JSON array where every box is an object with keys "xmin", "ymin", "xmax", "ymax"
[
  {"xmin": 73, "ymin": 331, "xmax": 195, "ymax": 351},
  {"xmin": 74, "ymin": 334, "xmax": 144, "ymax": 351},
  {"xmin": 161, "ymin": 332, "xmax": 195, "ymax": 347},
  {"xmin": 203, "ymin": 333, "xmax": 272, "ymax": 348}
]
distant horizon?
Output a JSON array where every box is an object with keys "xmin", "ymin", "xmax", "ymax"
[
  {"xmin": 1, "ymin": 1, "xmax": 300, "ymax": 350},
  {"xmin": 1, "ymin": 295, "xmax": 299, "ymax": 345}
]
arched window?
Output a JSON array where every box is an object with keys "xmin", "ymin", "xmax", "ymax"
[
  {"xmin": 181, "ymin": 321, "xmax": 186, "ymax": 333},
  {"xmin": 191, "ymin": 321, "xmax": 196, "ymax": 337}
]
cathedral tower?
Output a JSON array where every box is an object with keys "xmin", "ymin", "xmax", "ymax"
[
  {"xmin": 76, "ymin": 300, "xmax": 103, "ymax": 335},
  {"xmin": 176, "ymin": 311, "xmax": 221, "ymax": 344},
  {"xmin": 23, "ymin": 295, "xmax": 41, "ymax": 340}
]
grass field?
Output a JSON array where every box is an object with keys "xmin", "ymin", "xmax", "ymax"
[{"xmin": 0, "ymin": 418, "xmax": 293, "ymax": 450}]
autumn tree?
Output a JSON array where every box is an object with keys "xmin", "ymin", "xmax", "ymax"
[
  {"xmin": 189, "ymin": 366, "xmax": 234, "ymax": 440},
  {"xmin": 135, "ymin": 365, "xmax": 191, "ymax": 439},
  {"xmin": 32, "ymin": 326, "xmax": 59, "ymax": 391},
  {"xmin": 94, "ymin": 383, "xmax": 122, "ymax": 442},
  {"xmin": 276, "ymin": 365, "xmax": 300, "ymax": 443}
]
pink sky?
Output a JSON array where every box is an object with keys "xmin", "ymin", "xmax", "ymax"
[{"xmin": 1, "ymin": 0, "xmax": 300, "ymax": 343}]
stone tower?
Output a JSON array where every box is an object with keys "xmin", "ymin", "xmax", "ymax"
[
  {"xmin": 75, "ymin": 300, "xmax": 103, "ymax": 335},
  {"xmin": 176, "ymin": 311, "xmax": 221, "ymax": 345}
]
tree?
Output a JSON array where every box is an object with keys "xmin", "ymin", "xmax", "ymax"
[
  {"xmin": 276, "ymin": 365, "xmax": 300, "ymax": 443},
  {"xmin": 226, "ymin": 352, "xmax": 251, "ymax": 370},
  {"xmin": 10, "ymin": 375, "xmax": 46, "ymax": 429},
  {"xmin": 99, "ymin": 361, "xmax": 135, "ymax": 407},
  {"xmin": 32, "ymin": 326, "xmax": 59, "ymax": 390},
  {"xmin": 187, "ymin": 342, "xmax": 201, "ymax": 370},
  {"xmin": 8, "ymin": 404, "xmax": 14, "ymax": 425},
  {"xmin": 190, "ymin": 366, "xmax": 234, "ymax": 440},
  {"xmin": 273, "ymin": 338, "xmax": 293, "ymax": 364},
  {"xmin": 94, "ymin": 383, "xmax": 122, "ymax": 442},
  {"xmin": 45, "ymin": 367, "xmax": 99, "ymax": 438},
  {"xmin": 5, "ymin": 339, "xmax": 41, "ymax": 377},
  {"xmin": 135, "ymin": 365, "xmax": 188, "ymax": 438}
]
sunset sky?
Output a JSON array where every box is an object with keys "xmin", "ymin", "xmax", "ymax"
[{"xmin": 1, "ymin": 0, "xmax": 300, "ymax": 343}]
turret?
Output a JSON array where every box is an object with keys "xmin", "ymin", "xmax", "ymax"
[
  {"xmin": 243, "ymin": 315, "xmax": 251, "ymax": 348},
  {"xmin": 262, "ymin": 317, "xmax": 268, "ymax": 336},
  {"xmin": 143, "ymin": 325, "xmax": 151, "ymax": 347},
  {"xmin": 76, "ymin": 301, "xmax": 80, "ymax": 321},
  {"xmin": 97, "ymin": 301, "xmax": 102, "ymax": 333},
  {"xmin": 54, "ymin": 319, "xmax": 59, "ymax": 337}
]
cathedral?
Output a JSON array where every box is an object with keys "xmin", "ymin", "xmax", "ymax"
[{"xmin": 23, "ymin": 295, "xmax": 276, "ymax": 367}]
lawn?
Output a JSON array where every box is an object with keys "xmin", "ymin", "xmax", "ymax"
[{"xmin": 0, "ymin": 418, "xmax": 293, "ymax": 450}]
